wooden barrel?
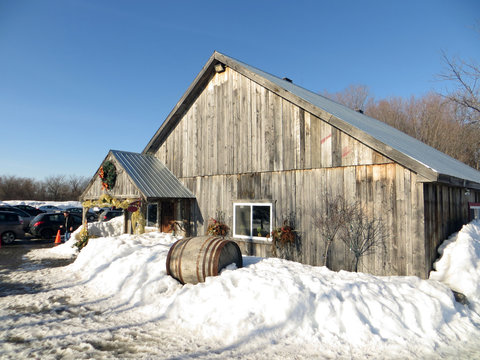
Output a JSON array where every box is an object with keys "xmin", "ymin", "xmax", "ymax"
[{"xmin": 166, "ymin": 236, "xmax": 243, "ymax": 285}]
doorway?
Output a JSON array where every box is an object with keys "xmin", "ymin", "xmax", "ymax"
[{"xmin": 161, "ymin": 201, "xmax": 175, "ymax": 232}]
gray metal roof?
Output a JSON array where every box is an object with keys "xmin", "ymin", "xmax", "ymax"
[
  {"xmin": 223, "ymin": 53, "xmax": 480, "ymax": 185},
  {"xmin": 111, "ymin": 150, "xmax": 195, "ymax": 199}
]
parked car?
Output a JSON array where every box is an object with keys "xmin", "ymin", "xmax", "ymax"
[
  {"xmin": 13, "ymin": 204, "xmax": 45, "ymax": 216},
  {"xmin": 64, "ymin": 207, "xmax": 98, "ymax": 222},
  {"xmin": 93, "ymin": 207, "xmax": 110, "ymax": 214},
  {"xmin": 38, "ymin": 205, "xmax": 62, "ymax": 212},
  {"xmin": 29, "ymin": 212, "xmax": 82, "ymax": 239},
  {"xmin": 98, "ymin": 209, "xmax": 124, "ymax": 222},
  {"xmin": 0, "ymin": 206, "xmax": 33, "ymax": 231},
  {"xmin": 0, "ymin": 211, "xmax": 25, "ymax": 244}
]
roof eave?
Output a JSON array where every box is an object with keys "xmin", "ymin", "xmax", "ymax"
[{"xmin": 436, "ymin": 174, "xmax": 480, "ymax": 191}]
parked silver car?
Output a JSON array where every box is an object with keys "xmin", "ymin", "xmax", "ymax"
[
  {"xmin": 0, "ymin": 206, "xmax": 33, "ymax": 231},
  {"xmin": 38, "ymin": 205, "xmax": 62, "ymax": 212},
  {"xmin": 0, "ymin": 211, "xmax": 25, "ymax": 244},
  {"xmin": 98, "ymin": 209, "xmax": 124, "ymax": 222}
]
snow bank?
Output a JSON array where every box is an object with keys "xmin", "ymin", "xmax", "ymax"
[
  {"xmin": 430, "ymin": 220, "xmax": 480, "ymax": 313},
  {"xmin": 79, "ymin": 215, "xmax": 125, "ymax": 238},
  {"xmin": 30, "ymin": 216, "xmax": 126, "ymax": 260},
  {"xmin": 23, "ymin": 201, "xmax": 480, "ymax": 356},
  {"xmin": 63, "ymin": 221, "xmax": 480, "ymax": 355}
]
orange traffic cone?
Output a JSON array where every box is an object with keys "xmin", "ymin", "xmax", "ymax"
[{"xmin": 54, "ymin": 230, "xmax": 62, "ymax": 245}]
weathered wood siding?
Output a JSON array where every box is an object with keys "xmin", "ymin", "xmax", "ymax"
[
  {"xmin": 181, "ymin": 165, "xmax": 425, "ymax": 276},
  {"xmin": 153, "ymin": 67, "xmax": 447, "ymax": 277},
  {"xmin": 424, "ymin": 184, "xmax": 480, "ymax": 275},
  {"xmin": 82, "ymin": 154, "xmax": 142, "ymax": 200},
  {"xmin": 155, "ymin": 68, "xmax": 392, "ymax": 176}
]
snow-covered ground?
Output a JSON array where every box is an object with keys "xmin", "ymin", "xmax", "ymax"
[
  {"xmin": 1, "ymin": 202, "xmax": 480, "ymax": 359},
  {"xmin": 1, "ymin": 200, "xmax": 82, "ymax": 210}
]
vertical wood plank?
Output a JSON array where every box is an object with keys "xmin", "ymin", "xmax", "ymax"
[
  {"xmin": 310, "ymin": 114, "xmax": 320, "ymax": 168},
  {"xmin": 232, "ymin": 70, "xmax": 240, "ymax": 175},
  {"xmin": 320, "ymin": 120, "xmax": 332, "ymax": 167},
  {"xmin": 265, "ymin": 90, "xmax": 275, "ymax": 171},
  {"xmin": 412, "ymin": 176, "xmax": 426, "ymax": 277},
  {"xmin": 304, "ymin": 112, "xmax": 312, "ymax": 169},
  {"xmin": 282, "ymin": 100, "xmax": 293, "ymax": 170},
  {"xmin": 273, "ymin": 93, "xmax": 283, "ymax": 171}
]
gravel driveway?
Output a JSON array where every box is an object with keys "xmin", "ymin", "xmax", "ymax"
[{"xmin": 0, "ymin": 242, "xmax": 269, "ymax": 359}]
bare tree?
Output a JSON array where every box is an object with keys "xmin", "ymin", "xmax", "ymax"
[
  {"xmin": 439, "ymin": 51, "xmax": 480, "ymax": 125},
  {"xmin": 0, "ymin": 174, "xmax": 89, "ymax": 201},
  {"xmin": 366, "ymin": 97, "xmax": 412, "ymax": 134},
  {"xmin": 365, "ymin": 93, "xmax": 480, "ymax": 169},
  {"xmin": 0, "ymin": 176, "xmax": 20, "ymax": 200},
  {"xmin": 44, "ymin": 175, "xmax": 68, "ymax": 200},
  {"xmin": 339, "ymin": 207, "xmax": 387, "ymax": 272},
  {"xmin": 322, "ymin": 84, "xmax": 372, "ymax": 113},
  {"xmin": 315, "ymin": 195, "xmax": 357, "ymax": 266},
  {"xmin": 68, "ymin": 175, "xmax": 89, "ymax": 200}
]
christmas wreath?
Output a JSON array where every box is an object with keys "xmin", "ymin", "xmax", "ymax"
[{"xmin": 99, "ymin": 160, "xmax": 117, "ymax": 190}]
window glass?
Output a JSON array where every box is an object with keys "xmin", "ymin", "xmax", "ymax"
[
  {"xmin": 471, "ymin": 207, "xmax": 480, "ymax": 220},
  {"xmin": 50, "ymin": 214, "xmax": 63, "ymax": 222},
  {"xmin": 252, "ymin": 205, "xmax": 271, "ymax": 237},
  {"xmin": 234, "ymin": 203, "xmax": 272, "ymax": 239},
  {"xmin": 147, "ymin": 203, "xmax": 158, "ymax": 226},
  {"xmin": 469, "ymin": 203, "xmax": 480, "ymax": 221},
  {"xmin": 235, "ymin": 205, "xmax": 251, "ymax": 236}
]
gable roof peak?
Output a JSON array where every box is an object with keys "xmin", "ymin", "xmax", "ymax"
[{"xmin": 144, "ymin": 52, "xmax": 480, "ymax": 188}]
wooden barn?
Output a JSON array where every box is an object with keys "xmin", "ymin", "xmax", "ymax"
[{"xmin": 81, "ymin": 51, "xmax": 480, "ymax": 278}]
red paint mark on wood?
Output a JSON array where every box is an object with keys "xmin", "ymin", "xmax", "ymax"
[
  {"xmin": 321, "ymin": 134, "xmax": 331, "ymax": 144},
  {"xmin": 342, "ymin": 146, "xmax": 351, "ymax": 158}
]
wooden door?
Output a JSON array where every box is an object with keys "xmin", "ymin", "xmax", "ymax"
[{"xmin": 161, "ymin": 202, "xmax": 174, "ymax": 232}]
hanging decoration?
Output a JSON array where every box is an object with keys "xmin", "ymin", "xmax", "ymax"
[
  {"xmin": 82, "ymin": 194, "xmax": 132, "ymax": 210},
  {"xmin": 82, "ymin": 195, "xmax": 146, "ymax": 235},
  {"xmin": 99, "ymin": 160, "xmax": 117, "ymax": 190}
]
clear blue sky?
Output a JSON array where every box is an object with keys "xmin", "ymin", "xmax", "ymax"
[{"xmin": 0, "ymin": 0, "xmax": 479, "ymax": 180}]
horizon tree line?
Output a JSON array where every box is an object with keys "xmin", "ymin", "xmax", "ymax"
[{"xmin": 0, "ymin": 174, "xmax": 89, "ymax": 201}]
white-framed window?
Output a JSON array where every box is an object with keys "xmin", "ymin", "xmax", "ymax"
[
  {"xmin": 233, "ymin": 202, "xmax": 272, "ymax": 241},
  {"xmin": 469, "ymin": 202, "xmax": 480, "ymax": 221}
]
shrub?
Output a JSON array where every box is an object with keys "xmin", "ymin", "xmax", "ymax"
[{"xmin": 207, "ymin": 218, "xmax": 230, "ymax": 236}]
